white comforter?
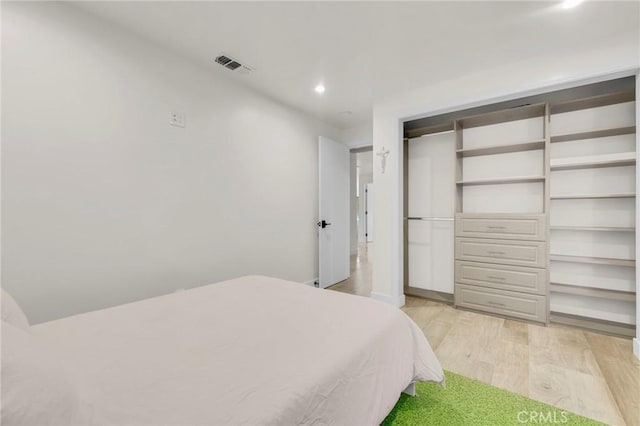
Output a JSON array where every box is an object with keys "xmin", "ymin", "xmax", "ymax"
[{"xmin": 33, "ymin": 275, "xmax": 444, "ymax": 425}]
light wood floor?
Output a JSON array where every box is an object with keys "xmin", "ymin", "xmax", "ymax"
[{"xmin": 328, "ymin": 244, "xmax": 640, "ymax": 426}]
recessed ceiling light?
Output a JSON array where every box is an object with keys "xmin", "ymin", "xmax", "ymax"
[
  {"xmin": 314, "ymin": 84, "xmax": 325, "ymax": 94},
  {"xmin": 561, "ymin": 0, "xmax": 583, "ymax": 9}
]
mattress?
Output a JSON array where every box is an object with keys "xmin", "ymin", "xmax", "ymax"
[{"xmin": 33, "ymin": 275, "xmax": 444, "ymax": 425}]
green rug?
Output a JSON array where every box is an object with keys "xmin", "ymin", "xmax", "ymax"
[{"xmin": 382, "ymin": 371, "xmax": 604, "ymax": 425}]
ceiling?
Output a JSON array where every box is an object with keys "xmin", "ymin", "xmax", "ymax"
[{"xmin": 72, "ymin": 1, "xmax": 639, "ymax": 129}]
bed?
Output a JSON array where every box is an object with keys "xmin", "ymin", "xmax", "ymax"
[{"xmin": 2, "ymin": 275, "xmax": 444, "ymax": 425}]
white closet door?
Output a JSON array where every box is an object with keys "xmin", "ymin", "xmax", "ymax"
[
  {"xmin": 407, "ymin": 132, "xmax": 455, "ymax": 293},
  {"xmin": 408, "ymin": 133, "xmax": 455, "ymax": 217},
  {"xmin": 408, "ymin": 219, "xmax": 454, "ymax": 293}
]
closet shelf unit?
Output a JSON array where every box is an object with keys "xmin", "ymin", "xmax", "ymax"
[
  {"xmin": 453, "ymin": 102, "xmax": 549, "ymax": 324},
  {"xmin": 548, "ymin": 86, "xmax": 636, "ymax": 337},
  {"xmin": 405, "ymin": 76, "xmax": 637, "ymax": 337}
]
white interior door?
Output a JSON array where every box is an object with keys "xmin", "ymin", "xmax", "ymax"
[
  {"xmin": 318, "ymin": 136, "xmax": 350, "ymax": 288},
  {"xmin": 365, "ymin": 183, "xmax": 374, "ymax": 242}
]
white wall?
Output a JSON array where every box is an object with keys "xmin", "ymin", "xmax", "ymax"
[
  {"xmin": 1, "ymin": 2, "xmax": 342, "ymax": 324},
  {"xmin": 371, "ymin": 43, "xmax": 640, "ymax": 309},
  {"xmin": 342, "ymin": 122, "xmax": 373, "ymax": 149}
]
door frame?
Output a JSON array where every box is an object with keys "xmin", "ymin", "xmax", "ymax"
[{"xmin": 351, "ymin": 146, "xmax": 374, "ymax": 247}]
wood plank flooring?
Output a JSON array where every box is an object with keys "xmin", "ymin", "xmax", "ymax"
[{"xmin": 328, "ymin": 244, "xmax": 640, "ymax": 426}]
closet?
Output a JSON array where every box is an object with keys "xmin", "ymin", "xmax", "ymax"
[{"xmin": 403, "ymin": 76, "xmax": 637, "ymax": 336}]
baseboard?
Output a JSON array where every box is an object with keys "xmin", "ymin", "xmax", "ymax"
[
  {"xmin": 404, "ymin": 287, "xmax": 454, "ymax": 304},
  {"xmin": 303, "ymin": 278, "xmax": 319, "ymax": 288},
  {"xmin": 370, "ymin": 291, "xmax": 406, "ymax": 307},
  {"xmin": 634, "ymin": 338, "xmax": 639, "ymax": 360}
]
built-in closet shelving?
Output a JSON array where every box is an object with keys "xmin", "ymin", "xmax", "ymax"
[
  {"xmin": 548, "ymin": 88, "xmax": 636, "ymax": 336},
  {"xmin": 453, "ymin": 103, "xmax": 549, "ymax": 324},
  {"xmin": 402, "ymin": 76, "xmax": 637, "ymax": 336}
]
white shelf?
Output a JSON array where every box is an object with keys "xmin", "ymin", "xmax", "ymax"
[
  {"xmin": 550, "ymin": 152, "xmax": 636, "ymax": 171},
  {"xmin": 550, "ymin": 90, "xmax": 635, "ymax": 114},
  {"xmin": 550, "ymin": 296, "xmax": 636, "ymax": 325},
  {"xmin": 456, "ymin": 176, "xmax": 544, "ymax": 186},
  {"xmin": 457, "ymin": 103, "xmax": 546, "ymax": 129},
  {"xmin": 550, "ymin": 126, "xmax": 635, "ymax": 143},
  {"xmin": 550, "ymin": 192, "xmax": 635, "ymax": 200},
  {"xmin": 550, "ymin": 282, "xmax": 636, "ymax": 302},
  {"xmin": 457, "ymin": 140, "xmax": 545, "ymax": 158},
  {"xmin": 405, "ymin": 122, "xmax": 454, "ymax": 139},
  {"xmin": 550, "ymin": 226, "xmax": 635, "ymax": 233},
  {"xmin": 550, "ymin": 254, "xmax": 635, "ymax": 267}
]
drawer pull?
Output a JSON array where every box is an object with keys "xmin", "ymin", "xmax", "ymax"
[
  {"xmin": 487, "ymin": 226, "xmax": 506, "ymax": 230},
  {"xmin": 487, "ymin": 301, "xmax": 506, "ymax": 307},
  {"xmin": 487, "ymin": 251, "xmax": 506, "ymax": 256},
  {"xmin": 487, "ymin": 275, "xmax": 506, "ymax": 281}
]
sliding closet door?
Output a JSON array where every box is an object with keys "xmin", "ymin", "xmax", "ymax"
[{"xmin": 406, "ymin": 131, "xmax": 455, "ymax": 294}]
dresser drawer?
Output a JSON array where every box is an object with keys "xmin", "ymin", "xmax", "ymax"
[
  {"xmin": 455, "ymin": 238, "xmax": 547, "ymax": 268},
  {"xmin": 455, "ymin": 261, "xmax": 546, "ymax": 295},
  {"xmin": 455, "ymin": 284, "xmax": 547, "ymax": 323},
  {"xmin": 455, "ymin": 214, "xmax": 546, "ymax": 241}
]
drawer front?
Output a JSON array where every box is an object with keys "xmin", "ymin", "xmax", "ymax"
[
  {"xmin": 455, "ymin": 214, "xmax": 546, "ymax": 241},
  {"xmin": 455, "ymin": 261, "xmax": 547, "ymax": 295},
  {"xmin": 455, "ymin": 238, "xmax": 547, "ymax": 268},
  {"xmin": 455, "ymin": 284, "xmax": 547, "ymax": 323}
]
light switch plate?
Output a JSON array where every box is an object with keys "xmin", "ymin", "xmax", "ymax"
[{"xmin": 170, "ymin": 112, "xmax": 185, "ymax": 128}]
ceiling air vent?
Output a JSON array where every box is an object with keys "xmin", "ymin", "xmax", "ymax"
[{"xmin": 215, "ymin": 55, "xmax": 251, "ymax": 72}]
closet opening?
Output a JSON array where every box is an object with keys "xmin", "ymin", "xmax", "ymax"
[{"xmin": 402, "ymin": 75, "xmax": 637, "ymax": 338}]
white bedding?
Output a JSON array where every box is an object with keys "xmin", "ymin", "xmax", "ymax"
[{"xmin": 33, "ymin": 275, "xmax": 444, "ymax": 425}]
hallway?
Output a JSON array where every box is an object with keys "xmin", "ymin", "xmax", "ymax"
[{"xmin": 326, "ymin": 243, "xmax": 372, "ymax": 297}]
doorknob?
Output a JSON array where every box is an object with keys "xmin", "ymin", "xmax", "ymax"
[{"xmin": 317, "ymin": 220, "xmax": 331, "ymax": 229}]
